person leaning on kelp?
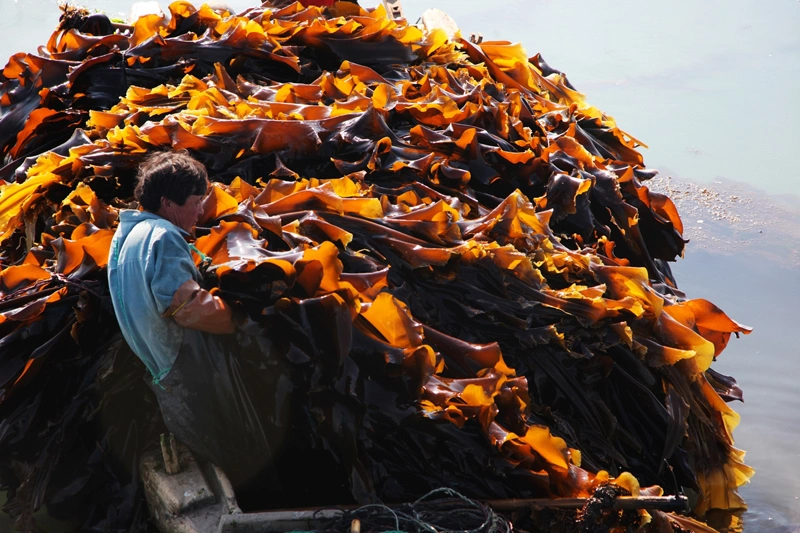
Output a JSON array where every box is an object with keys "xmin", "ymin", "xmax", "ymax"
[{"xmin": 107, "ymin": 151, "xmax": 279, "ymax": 492}]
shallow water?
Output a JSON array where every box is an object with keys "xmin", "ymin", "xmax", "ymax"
[
  {"xmin": 2, "ymin": 1, "xmax": 799, "ymax": 531},
  {"xmin": 665, "ymin": 184, "xmax": 800, "ymax": 532}
]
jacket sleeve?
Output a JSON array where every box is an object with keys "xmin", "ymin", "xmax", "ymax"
[
  {"xmin": 149, "ymin": 229, "xmax": 197, "ymax": 316},
  {"xmin": 162, "ymin": 279, "xmax": 235, "ymax": 334}
]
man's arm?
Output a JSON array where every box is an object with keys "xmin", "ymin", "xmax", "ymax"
[{"xmin": 162, "ymin": 279, "xmax": 235, "ymax": 334}]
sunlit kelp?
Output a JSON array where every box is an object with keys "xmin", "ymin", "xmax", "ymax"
[{"xmin": 0, "ymin": 1, "xmax": 751, "ymax": 531}]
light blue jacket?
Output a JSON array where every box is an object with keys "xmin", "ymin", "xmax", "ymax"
[{"xmin": 108, "ymin": 210, "xmax": 200, "ymax": 382}]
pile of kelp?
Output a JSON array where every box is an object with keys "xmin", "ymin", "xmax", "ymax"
[{"xmin": 0, "ymin": 1, "xmax": 752, "ymax": 531}]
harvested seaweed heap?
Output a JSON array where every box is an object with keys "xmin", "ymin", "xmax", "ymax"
[{"xmin": 0, "ymin": 2, "xmax": 752, "ymax": 531}]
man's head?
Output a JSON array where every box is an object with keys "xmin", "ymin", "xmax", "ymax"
[{"xmin": 135, "ymin": 151, "xmax": 209, "ymax": 232}]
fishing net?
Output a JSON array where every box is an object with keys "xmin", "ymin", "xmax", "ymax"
[
  {"xmin": 313, "ymin": 488, "xmax": 513, "ymax": 533},
  {"xmin": 0, "ymin": 2, "xmax": 752, "ymax": 531}
]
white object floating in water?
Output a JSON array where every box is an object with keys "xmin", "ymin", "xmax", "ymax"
[
  {"xmin": 420, "ymin": 9, "xmax": 460, "ymax": 41},
  {"xmin": 130, "ymin": 1, "xmax": 163, "ymax": 22},
  {"xmin": 697, "ymin": 220, "xmax": 704, "ymax": 224}
]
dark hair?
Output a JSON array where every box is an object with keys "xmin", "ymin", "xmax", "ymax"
[{"xmin": 134, "ymin": 151, "xmax": 209, "ymax": 212}]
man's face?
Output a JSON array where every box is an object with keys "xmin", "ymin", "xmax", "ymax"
[{"xmin": 158, "ymin": 194, "xmax": 205, "ymax": 233}]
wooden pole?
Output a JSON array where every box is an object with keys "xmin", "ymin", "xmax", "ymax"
[
  {"xmin": 484, "ymin": 495, "xmax": 689, "ymax": 512},
  {"xmin": 160, "ymin": 433, "xmax": 180, "ymax": 475}
]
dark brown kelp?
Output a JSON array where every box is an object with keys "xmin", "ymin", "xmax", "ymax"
[{"xmin": 0, "ymin": 2, "xmax": 751, "ymax": 531}]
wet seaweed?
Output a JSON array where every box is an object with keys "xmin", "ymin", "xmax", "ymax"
[{"xmin": 0, "ymin": 2, "xmax": 751, "ymax": 531}]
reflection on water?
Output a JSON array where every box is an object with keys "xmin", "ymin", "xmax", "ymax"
[
  {"xmin": 656, "ymin": 177, "xmax": 800, "ymax": 529},
  {"xmin": 2, "ymin": 1, "xmax": 799, "ymax": 531}
]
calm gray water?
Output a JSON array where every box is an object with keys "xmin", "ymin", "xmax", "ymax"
[{"xmin": 1, "ymin": 1, "xmax": 799, "ymax": 531}]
